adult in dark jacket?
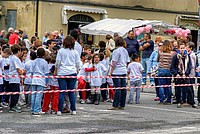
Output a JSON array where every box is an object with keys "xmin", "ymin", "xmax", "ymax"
[{"xmin": 124, "ymin": 30, "xmax": 139, "ymax": 57}]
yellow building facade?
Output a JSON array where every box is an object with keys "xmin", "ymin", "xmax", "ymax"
[{"xmin": 0, "ymin": 0, "xmax": 199, "ymax": 43}]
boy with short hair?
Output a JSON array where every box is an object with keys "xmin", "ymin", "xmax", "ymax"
[
  {"xmin": 1, "ymin": 48, "xmax": 12, "ymax": 108},
  {"xmin": 9, "ymin": 44, "xmax": 25, "ymax": 112},
  {"xmin": 84, "ymin": 45, "xmax": 92, "ymax": 56}
]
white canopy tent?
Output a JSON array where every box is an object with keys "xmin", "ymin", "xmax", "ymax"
[{"xmin": 80, "ymin": 18, "xmax": 177, "ymax": 37}]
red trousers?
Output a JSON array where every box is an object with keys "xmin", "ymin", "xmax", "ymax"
[
  {"xmin": 109, "ymin": 85, "xmax": 114, "ymax": 100},
  {"xmin": 78, "ymin": 78, "xmax": 86, "ymax": 100},
  {"xmin": 42, "ymin": 86, "xmax": 59, "ymax": 112}
]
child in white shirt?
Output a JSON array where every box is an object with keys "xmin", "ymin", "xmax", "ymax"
[
  {"xmin": 127, "ymin": 54, "xmax": 144, "ymax": 104},
  {"xmin": 24, "ymin": 51, "xmax": 37, "ymax": 107},
  {"xmin": 31, "ymin": 48, "xmax": 49, "ymax": 115},
  {"xmin": 9, "ymin": 45, "xmax": 24, "ymax": 112},
  {"xmin": 88, "ymin": 54, "xmax": 107, "ymax": 105},
  {"xmin": 42, "ymin": 54, "xmax": 59, "ymax": 114}
]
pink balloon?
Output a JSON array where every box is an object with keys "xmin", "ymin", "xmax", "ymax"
[
  {"xmin": 175, "ymin": 30, "xmax": 179, "ymax": 34},
  {"xmin": 182, "ymin": 30, "xmax": 187, "ymax": 34},
  {"xmin": 178, "ymin": 28, "xmax": 182, "ymax": 32},
  {"xmin": 147, "ymin": 25, "xmax": 152, "ymax": 29},
  {"xmin": 135, "ymin": 31, "xmax": 140, "ymax": 36},
  {"xmin": 184, "ymin": 33, "xmax": 188, "ymax": 37},
  {"xmin": 186, "ymin": 29, "xmax": 191, "ymax": 34},
  {"xmin": 146, "ymin": 29, "xmax": 150, "ymax": 33},
  {"xmin": 139, "ymin": 27, "xmax": 144, "ymax": 33},
  {"xmin": 178, "ymin": 32, "xmax": 183, "ymax": 37}
]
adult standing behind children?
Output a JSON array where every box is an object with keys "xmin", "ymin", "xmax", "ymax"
[
  {"xmin": 108, "ymin": 37, "xmax": 130, "ymax": 110},
  {"xmin": 125, "ymin": 30, "xmax": 140, "ymax": 57},
  {"xmin": 139, "ymin": 33, "xmax": 154, "ymax": 85},
  {"xmin": 54, "ymin": 35, "xmax": 81, "ymax": 115},
  {"xmin": 157, "ymin": 40, "xmax": 174, "ymax": 105}
]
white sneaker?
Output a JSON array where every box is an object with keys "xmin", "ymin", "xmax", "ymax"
[
  {"xmin": 80, "ymin": 100, "xmax": 85, "ymax": 104},
  {"xmin": 57, "ymin": 111, "xmax": 62, "ymax": 116},
  {"xmin": 33, "ymin": 111, "xmax": 45, "ymax": 115},
  {"xmin": 71, "ymin": 111, "xmax": 76, "ymax": 115},
  {"xmin": 142, "ymin": 82, "xmax": 146, "ymax": 85},
  {"xmin": 0, "ymin": 103, "xmax": 8, "ymax": 108},
  {"xmin": 150, "ymin": 82, "xmax": 155, "ymax": 86}
]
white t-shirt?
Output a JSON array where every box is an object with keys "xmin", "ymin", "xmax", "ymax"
[
  {"xmin": 9, "ymin": 55, "xmax": 22, "ymax": 84},
  {"xmin": 48, "ymin": 63, "xmax": 59, "ymax": 87},
  {"xmin": 78, "ymin": 62, "xmax": 91, "ymax": 82},
  {"xmin": 100, "ymin": 58, "xmax": 110, "ymax": 84},
  {"xmin": 56, "ymin": 48, "xmax": 81, "ymax": 76},
  {"xmin": 127, "ymin": 62, "xmax": 144, "ymax": 82},
  {"xmin": 0, "ymin": 56, "xmax": 3, "ymax": 85},
  {"xmin": 74, "ymin": 41, "xmax": 82, "ymax": 57},
  {"xmin": 89, "ymin": 63, "xmax": 107, "ymax": 87},
  {"xmin": 24, "ymin": 60, "xmax": 33, "ymax": 85},
  {"xmin": 31, "ymin": 58, "xmax": 49, "ymax": 87},
  {"xmin": 111, "ymin": 47, "xmax": 130, "ymax": 75},
  {"xmin": 2, "ymin": 57, "xmax": 10, "ymax": 81}
]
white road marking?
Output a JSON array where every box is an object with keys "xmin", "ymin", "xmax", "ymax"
[{"xmin": 128, "ymin": 104, "xmax": 200, "ymax": 115}]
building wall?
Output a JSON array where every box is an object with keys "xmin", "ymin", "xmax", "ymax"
[
  {"xmin": 69, "ymin": 0, "xmax": 198, "ymax": 12},
  {"xmin": 2, "ymin": 1, "xmax": 36, "ymax": 38},
  {"xmin": 1, "ymin": 0, "xmax": 199, "ymax": 41},
  {"xmin": 39, "ymin": 2, "xmax": 102, "ymax": 38}
]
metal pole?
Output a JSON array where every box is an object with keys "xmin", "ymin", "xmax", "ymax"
[{"xmin": 35, "ymin": 0, "xmax": 39, "ymax": 37}]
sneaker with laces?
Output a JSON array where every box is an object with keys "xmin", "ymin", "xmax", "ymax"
[
  {"xmin": 33, "ymin": 111, "xmax": 45, "ymax": 115},
  {"xmin": 3, "ymin": 102, "xmax": 9, "ymax": 106},
  {"xmin": 192, "ymin": 104, "xmax": 199, "ymax": 109},
  {"xmin": 0, "ymin": 102, "xmax": 8, "ymax": 108},
  {"xmin": 57, "ymin": 111, "xmax": 62, "ymax": 116},
  {"xmin": 177, "ymin": 103, "xmax": 181, "ymax": 108},
  {"xmin": 9, "ymin": 106, "xmax": 21, "ymax": 113},
  {"xmin": 71, "ymin": 111, "xmax": 76, "ymax": 115},
  {"xmin": 142, "ymin": 82, "xmax": 146, "ymax": 85},
  {"xmin": 80, "ymin": 100, "xmax": 86, "ymax": 104},
  {"xmin": 51, "ymin": 111, "xmax": 57, "ymax": 114}
]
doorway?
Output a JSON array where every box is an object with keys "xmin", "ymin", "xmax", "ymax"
[{"xmin": 68, "ymin": 14, "xmax": 94, "ymax": 45}]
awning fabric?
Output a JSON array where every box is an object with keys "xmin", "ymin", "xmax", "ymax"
[
  {"xmin": 80, "ymin": 18, "xmax": 176, "ymax": 36},
  {"xmin": 63, "ymin": 5, "xmax": 107, "ymax": 14}
]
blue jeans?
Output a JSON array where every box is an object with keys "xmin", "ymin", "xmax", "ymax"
[
  {"xmin": 141, "ymin": 58, "xmax": 153, "ymax": 83},
  {"xmin": 112, "ymin": 74, "xmax": 127, "ymax": 108},
  {"xmin": 31, "ymin": 85, "xmax": 44, "ymax": 113},
  {"xmin": 157, "ymin": 68, "xmax": 172, "ymax": 103},
  {"xmin": 58, "ymin": 73, "xmax": 77, "ymax": 112},
  {"xmin": 129, "ymin": 80, "xmax": 141, "ymax": 103}
]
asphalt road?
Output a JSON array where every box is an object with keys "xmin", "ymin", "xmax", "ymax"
[{"xmin": 1, "ymin": 90, "xmax": 200, "ymax": 134}]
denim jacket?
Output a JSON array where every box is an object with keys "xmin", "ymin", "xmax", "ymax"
[{"xmin": 147, "ymin": 51, "xmax": 158, "ymax": 74}]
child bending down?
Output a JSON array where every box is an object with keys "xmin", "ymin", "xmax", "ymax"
[{"xmin": 127, "ymin": 54, "xmax": 144, "ymax": 104}]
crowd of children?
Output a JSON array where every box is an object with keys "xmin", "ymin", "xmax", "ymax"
[{"xmin": 0, "ymin": 27, "xmax": 199, "ymax": 115}]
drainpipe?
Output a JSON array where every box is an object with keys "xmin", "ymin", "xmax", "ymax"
[{"xmin": 35, "ymin": 0, "xmax": 39, "ymax": 37}]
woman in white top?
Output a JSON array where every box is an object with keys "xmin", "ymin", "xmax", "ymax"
[
  {"xmin": 108, "ymin": 37, "xmax": 130, "ymax": 110},
  {"xmin": 55, "ymin": 35, "xmax": 81, "ymax": 115}
]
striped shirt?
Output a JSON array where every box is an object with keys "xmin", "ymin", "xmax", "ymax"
[{"xmin": 158, "ymin": 51, "xmax": 174, "ymax": 69}]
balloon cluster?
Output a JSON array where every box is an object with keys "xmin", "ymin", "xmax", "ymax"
[
  {"xmin": 171, "ymin": 28, "xmax": 191, "ymax": 38},
  {"xmin": 134, "ymin": 25, "xmax": 152, "ymax": 36}
]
